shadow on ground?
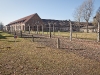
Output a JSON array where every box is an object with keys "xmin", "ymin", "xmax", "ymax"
[
  {"xmin": 8, "ymin": 40, "xmax": 20, "ymax": 42},
  {"xmin": 0, "ymin": 34, "xmax": 7, "ymax": 39},
  {"xmin": 0, "ymin": 32, "xmax": 14, "ymax": 39}
]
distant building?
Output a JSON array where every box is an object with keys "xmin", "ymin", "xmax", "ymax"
[
  {"xmin": 42, "ymin": 19, "xmax": 70, "ymax": 32},
  {"xmin": 80, "ymin": 26, "xmax": 97, "ymax": 33},
  {"xmin": 42, "ymin": 19, "xmax": 84, "ymax": 32},
  {"xmin": 6, "ymin": 13, "xmax": 93, "ymax": 32}
]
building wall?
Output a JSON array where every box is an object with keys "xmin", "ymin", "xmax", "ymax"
[
  {"xmin": 9, "ymin": 23, "xmax": 25, "ymax": 32},
  {"xmin": 6, "ymin": 14, "xmax": 45, "ymax": 32},
  {"xmin": 80, "ymin": 28, "xmax": 97, "ymax": 33},
  {"xmin": 59, "ymin": 27, "xmax": 70, "ymax": 31},
  {"xmin": 25, "ymin": 14, "xmax": 44, "ymax": 31},
  {"xmin": 6, "ymin": 14, "xmax": 93, "ymax": 32}
]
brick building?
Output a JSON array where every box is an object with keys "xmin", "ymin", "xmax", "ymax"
[
  {"xmin": 6, "ymin": 13, "xmax": 44, "ymax": 32},
  {"xmin": 42, "ymin": 19, "xmax": 85, "ymax": 32},
  {"xmin": 6, "ymin": 13, "xmax": 92, "ymax": 32}
]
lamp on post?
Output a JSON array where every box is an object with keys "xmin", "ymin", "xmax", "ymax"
[
  {"xmin": 94, "ymin": 16, "xmax": 100, "ymax": 42},
  {"xmin": 69, "ymin": 19, "xmax": 72, "ymax": 41}
]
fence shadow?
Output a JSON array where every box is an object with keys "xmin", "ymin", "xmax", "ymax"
[
  {"xmin": 0, "ymin": 34, "xmax": 7, "ymax": 39},
  {"xmin": 8, "ymin": 40, "xmax": 20, "ymax": 42},
  {"xmin": 0, "ymin": 31, "xmax": 14, "ymax": 39},
  {"xmin": 6, "ymin": 36, "xmax": 14, "ymax": 37}
]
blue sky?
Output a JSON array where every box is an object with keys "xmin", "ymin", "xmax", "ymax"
[{"xmin": 0, "ymin": 0, "xmax": 100, "ymax": 25}]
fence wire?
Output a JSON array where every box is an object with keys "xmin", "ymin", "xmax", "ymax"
[
  {"xmin": 30, "ymin": 36, "xmax": 100, "ymax": 61},
  {"xmin": 3, "ymin": 31, "xmax": 100, "ymax": 62}
]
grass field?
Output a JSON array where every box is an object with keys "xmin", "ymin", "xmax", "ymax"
[
  {"xmin": 0, "ymin": 31, "xmax": 100, "ymax": 75},
  {"xmin": 28, "ymin": 31, "xmax": 97, "ymax": 40}
]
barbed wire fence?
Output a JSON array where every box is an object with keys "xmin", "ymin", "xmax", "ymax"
[
  {"xmin": 2, "ymin": 20, "xmax": 100, "ymax": 62},
  {"xmin": 3, "ymin": 20, "xmax": 99, "ymax": 51}
]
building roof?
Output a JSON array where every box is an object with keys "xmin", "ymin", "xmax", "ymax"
[
  {"xmin": 8, "ymin": 13, "xmax": 37, "ymax": 25},
  {"xmin": 81, "ymin": 26, "xmax": 97, "ymax": 29},
  {"xmin": 42, "ymin": 19, "xmax": 69, "ymax": 26}
]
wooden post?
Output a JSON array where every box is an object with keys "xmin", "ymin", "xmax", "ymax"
[
  {"xmin": 53, "ymin": 24, "xmax": 55, "ymax": 35},
  {"xmin": 28, "ymin": 25, "xmax": 30, "ymax": 34},
  {"xmin": 69, "ymin": 20, "xmax": 72, "ymax": 41},
  {"xmin": 76, "ymin": 34, "xmax": 77, "ymax": 38},
  {"xmin": 57, "ymin": 38, "xmax": 60, "ymax": 49},
  {"xmin": 37, "ymin": 25, "xmax": 38, "ymax": 34},
  {"xmin": 97, "ymin": 22, "xmax": 100, "ymax": 42},
  {"xmin": 49, "ymin": 23, "xmax": 51, "ymax": 38},
  {"xmin": 14, "ymin": 32, "xmax": 17, "ymax": 42},
  {"xmin": 20, "ymin": 31, "xmax": 22, "ymax": 38},
  {"xmin": 42, "ymin": 25, "xmax": 44, "ymax": 35},
  {"xmin": 15, "ymin": 38, "xmax": 16, "ymax": 42},
  {"xmin": 32, "ymin": 35, "xmax": 34, "ymax": 42},
  {"xmin": 58, "ymin": 30, "xmax": 59, "ymax": 35}
]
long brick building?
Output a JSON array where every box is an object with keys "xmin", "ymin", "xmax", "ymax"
[
  {"xmin": 6, "ymin": 13, "xmax": 44, "ymax": 32},
  {"xmin": 6, "ymin": 13, "xmax": 93, "ymax": 32}
]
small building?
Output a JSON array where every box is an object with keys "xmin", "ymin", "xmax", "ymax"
[{"xmin": 80, "ymin": 26, "xmax": 97, "ymax": 33}]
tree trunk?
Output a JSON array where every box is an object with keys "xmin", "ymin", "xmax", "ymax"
[
  {"xmin": 78, "ymin": 22, "xmax": 80, "ymax": 32},
  {"xmin": 86, "ymin": 21, "xmax": 89, "ymax": 33}
]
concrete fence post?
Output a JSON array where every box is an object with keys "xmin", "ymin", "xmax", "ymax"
[
  {"xmin": 42, "ymin": 25, "xmax": 44, "ymax": 35},
  {"xmin": 57, "ymin": 38, "xmax": 60, "ymax": 49},
  {"xmin": 28, "ymin": 25, "xmax": 30, "ymax": 34},
  {"xmin": 20, "ymin": 31, "xmax": 22, "ymax": 38},
  {"xmin": 69, "ymin": 19, "xmax": 72, "ymax": 41},
  {"xmin": 32, "ymin": 35, "xmax": 34, "ymax": 42},
  {"xmin": 97, "ymin": 22, "xmax": 100, "ymax": 42}
]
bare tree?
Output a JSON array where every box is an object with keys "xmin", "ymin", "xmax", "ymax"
[
  {"xmin": 73, "ymin": 0, "xmax": 94, "ymax": 32},
  {"xmin": 92, "ymin": 18, "xmax": 98, "ymax": 27},
  {"xmin": 92, "ymin": 7, "xmax": 100, "ymax": 27},
  {"xmin": 95, "ymin": 7, "xmax": 100, "ymax": 42},
  {"xmin": 73, "ymin": 5, "xmax": 83, "ymax": 31},
  {"xmin": 0, "ymin": 22, "xmax": 4, "ymax": 31},
  {"xmin": 82, "ymin": 0, "xmax": 94, "ymax": 33},
  {"xmin": 96, "ymin": 7, "xmax": 100, "ymax": 22}
]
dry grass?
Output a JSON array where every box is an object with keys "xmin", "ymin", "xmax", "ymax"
[
  {"xmin": 54, "ymin": 32, "xmax": 97, "ymax": 40},
  {"xmin": 28, "ymin": 31, "xmax": 97, "ymax": 40},
  {"xmin": 0, "ymin": 31, "xmax": 100, "ymax": 75}
]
